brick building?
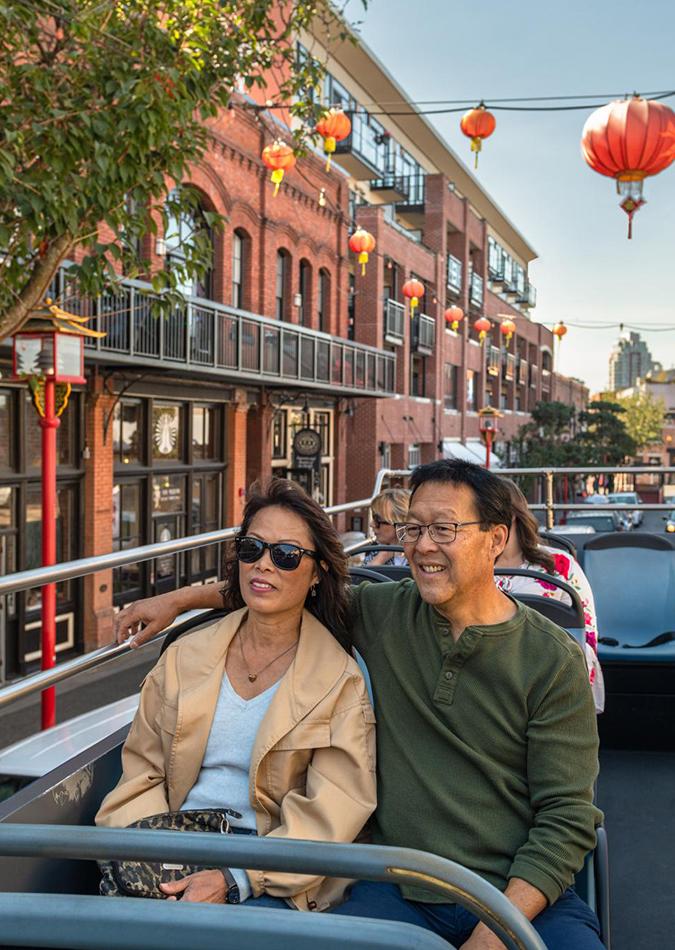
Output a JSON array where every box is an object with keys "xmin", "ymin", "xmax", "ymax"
[{"xmin": 0, "ymin": 18, "xmax": 587, "ymax": 672}]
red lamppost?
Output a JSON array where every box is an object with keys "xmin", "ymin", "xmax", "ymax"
[
  {"xmin": 478, "ymin": 406, "xmax": 503, "ymax": 470},
  {"xmin": 12, "ymin": 300, "xmax": 103, "ymax": 729}
]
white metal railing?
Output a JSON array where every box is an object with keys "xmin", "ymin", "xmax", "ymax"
[{"xmin": 446, "ymin": 254, "xmax": 462, "ymax": 293}]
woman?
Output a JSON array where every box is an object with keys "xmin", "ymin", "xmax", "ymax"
[
  {"xmin": 363, "ymin": 488, "xmax": 410, "ymax": 567},
  {"xmin": 96, "ymin": 479, "xmax": 377, "ymax": 910},
  {"xmin": 495, "ymin": 478, "xmax": 605, "ymax": 713}
]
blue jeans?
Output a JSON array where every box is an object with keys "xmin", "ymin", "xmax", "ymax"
[{"xmin": 330, "ymin": 881, "xmax": 603, "ymax": 949}]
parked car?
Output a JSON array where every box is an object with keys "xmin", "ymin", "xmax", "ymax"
[
  {"xmin": 567, "ymin": 511, "xmax": 626, "ymax": 533},
  {"xmin": 608, "ymin": 492, "xmax": 644, "ymax": 527},
  {"xmin": 583, "ymin": 494, "xmax": 610, "ymax": 505},
  {"xmin": 665, "ymin": 510, "xmax": 675, "ymax": 534}
]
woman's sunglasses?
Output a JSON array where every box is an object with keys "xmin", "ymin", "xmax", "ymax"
[{"xmin": 235, "ymin": 536, "xmax": 318, "ymax": 571}]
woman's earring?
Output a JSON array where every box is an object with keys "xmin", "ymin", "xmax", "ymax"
[{"xmin": 311, "ymin": 585, "xmax": 317, "ymax": 598}]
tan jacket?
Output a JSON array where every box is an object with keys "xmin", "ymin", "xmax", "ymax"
[{"xmin": 96, "ymin": 608, "xmax": 377, "ymax": 911}]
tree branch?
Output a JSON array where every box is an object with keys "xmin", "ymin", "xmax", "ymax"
[{"xmin": 0, "ymin": 233, "xmax": 73, "ymax": 339}]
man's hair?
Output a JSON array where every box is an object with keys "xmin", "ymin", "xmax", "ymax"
[{"xmin": 409, "ymin": 460, "xmax": 513, "ymax": 529}]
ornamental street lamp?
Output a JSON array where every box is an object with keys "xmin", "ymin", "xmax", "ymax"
[
  {"xmin": 11, "ymin": 300, "xmax": 104, "ymax": 729},
  {"xmin": 478, "ymin": 405, "xmax": 503, "ymax": 471}
]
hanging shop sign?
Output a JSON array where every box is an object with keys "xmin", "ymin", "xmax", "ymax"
[{"xmin": 293, "ymin": 427, "xmax": 322, "ymax": 470}]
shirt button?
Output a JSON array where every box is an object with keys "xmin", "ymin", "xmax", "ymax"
[{"xmin": 444, "ymin": 671, "xmax": 454, "ymax": 681}]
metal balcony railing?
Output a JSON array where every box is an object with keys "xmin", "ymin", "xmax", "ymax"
[
  {"xmin": 56, "ymin": 275, "xmax": 396, "ymax": 397},
  {"xmin": 413, "ymin": 313, "xmax": 436, "ymax": 354},
  {"xmin": 505, "ymin": 352, "xmax": 516, "ymax": 381},
  {"xmin": 384, "ymin": 298, "xmax": 405, "ymax": 345},
  {"xmin": 446, "ymin": 254, "xmax": 462, "ymax": 294},
  {"xmin": 524, "ymin": 283, "xmax": 537, "ymax": 309},
  {"xmin": 487, "ymin": 345, "xmax": 501, "ymax": 376},
  {"xmin": 518, "ymin": 357, "xmax": 528, "ymax": 386},
  {"xmin": 397, "ymin": 173, "xmax": 426, "ymax": 207},
  {"xmin": 469, "ymin": 273, "xmax": 484, "ymax": 309}
]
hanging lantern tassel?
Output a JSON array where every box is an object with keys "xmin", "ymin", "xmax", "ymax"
[
  {"xmin": 323, "ymin": 136, "xmax": 336, "ymax": 171},
  {"xmin": 271, "ymin": 169, "xmax": 284, "ymax": 197},
  {"xmin": 620, "ymin": 195, "xmax": 646, "ymax": 239},
  {"xmin": 358, "ymin": 251, "xmax": 369, "ymax": 276}
]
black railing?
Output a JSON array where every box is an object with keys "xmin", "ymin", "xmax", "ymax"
[
  {"xmin": 384, "ymin": 298, "xmax": 405, "ymax": 344},
  {"xmin": 469, "ymin": 273, "xmax": 484, "ymax": 309},
  {"xmin": 54, "ymin": 275, "xmax": 396, "ymax": 397},
  {"xmin": 413, "ymin": 313, "xmax": 436, "ymax": 354},
  {"xmin": 446, "ymin": 254, "xmax": 462, "ymax": 294}
]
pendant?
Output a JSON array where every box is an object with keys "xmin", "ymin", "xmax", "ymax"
[{"xmin": 248, "ymin": 673, "xmax": 257, "ymax": 682}]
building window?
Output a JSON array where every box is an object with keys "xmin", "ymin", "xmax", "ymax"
[
  {"xmin": 112, "ymin": 399, "xmax": 143, "ymax": 466},
  {"xmin": 191, "ymin": 472, "xmax": 220, "ymax": 575},
  {"xmin": 152, "ymin": 403, "xmax": 183, "ymax": 462},
  {"xmin": 347, "ymin": 270, "xmax": 356, "ymax": 340},
  {"xmin": 0, "ymin": 390, "xmax": 16, "ymax": 473},
  {"xmin": 112, "ymin": 481, "xmax": 143, "ymax": 599},
  {"xmin": 411, "ymin": 355, "xmax": 425, "ymax": 397},
  {"xmin": 25, "ymin": 391, "xmax": 77, "ymax": 470},
  {"xmin": 466, "ymin": 370, "xmax": 478, "ymax": 411},
  {"xmin": 380, "ymin": 442, "xmax": 391, "ymax": 470},
  {"xmin": 408, "ymin": 444, "xmax": 421, "ymax": 468},
  {"xmin": 272, "ymin": 410, "xmax": 287, "ymax": 459},
  {"xmin": 276, "ymin": 249, "xmax": 289, "ymax": 320},
  {"xmin": 231, "ymin": 229, "xmax": 249, "ymax": 309},
  {"xmin": 164, "ymin": 187, "xmax": 213, "ymax": 299},
  {"xmin": 192, "ymin": 405, "xmax": 219, "ymax": 461},
  {"xmin": 444, "ymin": 363, "xmax": 458, "ymax": 410},
  {"xmin": 299, "ymin": 259, "xmax": 312, "ymax": 327},
  {"xmin": 318, "ymin": 269, "xmax": 330, "ymax": 333}
]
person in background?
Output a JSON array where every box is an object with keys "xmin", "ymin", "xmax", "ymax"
[
  {"xmin": 363, "ymin": 488, "xmax": 410, "ymax": 567},
  {"xmin": 97, "ymin": 479, "xmax": 376, "ymax": 910},
  {"xmin": 495, "ymin": 478, "xmax": 604, "ymax": 713}
]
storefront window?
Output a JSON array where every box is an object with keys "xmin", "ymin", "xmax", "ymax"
[
  {"xmin": 25, "ymin": 391, "xmax": 76, "ymax": 469},
  {"xmin": 113, "ymin": 399, "xmax": 143, "ymax": 465},
  {"xmin": 191, "ymin": 473, "xmax": 220, "ymax": 575},
  {"xmin": 112, "ymin": 481, "xmax": 142, "ymax": 597},
  {"xmin": 152, "ymin": 473, "xmax": 185, "ymax": 513},
  {"xmin": 272, "ymin": 411, "xmax": 287, "ymax": 459},
  {"xmin": 152, "ymin": 403, "xmax": 183, "ymax": 462},
  {"xmin": 24, "ymin": 484, "xmax": 75, "ymax": 610},
  {"xmin": 192, "ymin": 405, "xmax": 218, "ymax": 461},
  {"xmin": 0, "ymin": 487, "xmax": 16, "ymax": 592},
  {"xmin": 0, "ymin": 391, "xmax": 15, "ymax": 472},
  {"xmin": 314, "ymin": 412, "xmax": 331, "ymax": 455}
]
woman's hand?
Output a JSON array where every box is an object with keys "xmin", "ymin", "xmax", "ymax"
[
  {"xmin": 114, "ymin": 584, "xmax": 225, "ymax": 646},
  {"xmin": 159, "ymin": 869, "xmax": 228, "ymax": 903}
]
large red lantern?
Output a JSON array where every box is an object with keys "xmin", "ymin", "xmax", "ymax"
[
  {"xmin": 444, "ymin": 305, "xmax": 464, "ymax": 331},
  {"xmin": 474, "ymin": 316, "xmax": 492, "ymax": 345},
  {"xmin": 262, "ymin": 140, "xmax": 296, "ymax": 197},
  {"xmin": 553, "ymin": 321, "xmax": 568, "ymax": 342},
  {"xmin": 316, "ymin": 108, "xmax": 352, "ymax": 171},
  {"xmin": 460, "ymin": 104, "xmax": 496, "ymax": 168},
  {"xmin": 581, "ymin": 96, "xmax": 675, "ymax": 237},
  {"xmin": 348, "ymin": 228, "xmax": 376, "ymax": 276},
  {"xmin": 402, "ymin": 278, "xmax": 424, "ymax": 319},
  {"xmin": 500, "ymin": 317, "xmax": 516, "ymax": 346}
]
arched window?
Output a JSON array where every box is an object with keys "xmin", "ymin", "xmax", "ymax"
[
  {"xmin": 318, "ymin": 268, "xmax": 330, "ymax": 333},
  {"xmin": 232, "ymin": 229, "xmax": 250, "ymax": 309},
  {"xmin": 275, "ymin": 249, "xmax": 290, "ymax": 320},
  {"xmin": 299, "ymin": 259, "xmax": 312, "ymax": 327},
  {"xmin": 164, "ymin": 188, "xmax": 213, "ymax": 299}
]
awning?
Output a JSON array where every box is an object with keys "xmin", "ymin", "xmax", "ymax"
[{"xmin": 442, "ymin": 439, "xmax": 502, "ymax": 469}]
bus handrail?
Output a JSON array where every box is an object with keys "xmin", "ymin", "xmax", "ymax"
[{"xmin": 0, "ymin": 825, "xmax": 547, "ymax": 950}]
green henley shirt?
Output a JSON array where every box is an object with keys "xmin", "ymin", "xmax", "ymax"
[{"xmin": 349, "ymin": 579, "xmax": 602, "ymax": 905}]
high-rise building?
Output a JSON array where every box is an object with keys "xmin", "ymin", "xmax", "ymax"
[{"xmin": 609, "ymin": 331, "xmax": 654, "ymax": 390}]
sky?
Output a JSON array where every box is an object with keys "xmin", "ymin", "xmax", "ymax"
[{"xmin": 344, "ymin": 0, "xmax": 675, "ymax": 392}]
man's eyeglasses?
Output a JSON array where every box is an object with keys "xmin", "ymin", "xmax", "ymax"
[
  {"xmin": 394, "ymin": 522, "xmax": 483, "ymax": 544},
  {"xmin": 372, "ymin": 517, "xmax": 393, "ymax": 528},
  {"xmin": 235, "ymin": 536, "xmax": 318, "ymax": 571}
]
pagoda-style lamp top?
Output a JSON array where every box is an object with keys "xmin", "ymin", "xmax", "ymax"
[
  {"xmin": 478, "ymin": 405, "xmax": 503, "ymax": 434},
  {"xmin": 12, "ymin": 299, "xmax": 104, "ymax": 385}
]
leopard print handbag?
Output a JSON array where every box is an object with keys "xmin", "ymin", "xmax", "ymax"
[{"xmin": 99, "ymin": 807, "xmax": 242, "ymax": 899}]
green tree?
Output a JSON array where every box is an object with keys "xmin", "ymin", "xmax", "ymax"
[
  {"xmin": 614, "ymin": 390, "xmax": 666, "ymax": 449},
  {"xmin": 515, "ymin": 400, "xmax": 577, "ymax": 468},
  {"xmin": 0, "ymin": 0, "xmax": 351, "ymax": 338},
  {"xmin": 574, "ymin": 400, "xmax": 637, "ymax": 465}
]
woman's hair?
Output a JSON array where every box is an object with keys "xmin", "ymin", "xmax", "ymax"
[
  {"xmin": 371, "ymin": 488, "xmax": 410, "ymax": 524},
  {"xmin": 499, "ymin": 478, "xmax": 555, "ymax": 573},
  {"xmin": 220, "ymin": 478, "xmax": 351, "ymax": 648}
]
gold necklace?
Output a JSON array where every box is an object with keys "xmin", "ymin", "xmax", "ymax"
[{"xmin": 238, "ymin": 628, "xmax": 298, "ymax": 683}]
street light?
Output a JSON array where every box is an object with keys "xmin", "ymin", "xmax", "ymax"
[
  {"xmin": 11, "ymin": 300, "xmax": 104, "ymax": 729},
  {"xmin": 478, "ymin": 405, "xmax": 503, "ymax": 471}
]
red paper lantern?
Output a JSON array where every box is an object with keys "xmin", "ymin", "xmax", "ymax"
[
  {"xmin": 402, "ymin": 278, "xmax": 425, "ymax": 318},
  {"xmin": 444, "ymin": 305, "xmax": 464, "ymax": 331},
  {"xmin": 460, "ymin": 104, "xmax": 496, "ymax": 168},
  {"xmin": 316, "ymin": 108, "xmax": 352, "ymax": 171},
  {"xmin": 261, "ymin": 140, "xmax": 296, "ymax": 196},
  {"xmin": 581, "ymin": 96, "xmax": 675, "ymax": 237},
  {"xmin": 500, "ymin": 317, "xmax": 516, "ymax": 346},
  {"xmin": 348, "ymin": 228, "xmax": 376, "ymax": 276},
  {"xmin": 552, "ymin": 321, "xmax": 568, "ymax": 341},
  {"xmin": 474, "ymin": 316, "xmax": 492, "ymax": 344}
]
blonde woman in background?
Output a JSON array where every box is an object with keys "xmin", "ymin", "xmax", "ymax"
[{"xmin": 364, "ymin": 489, "xmax": 410, "ymax": 567}]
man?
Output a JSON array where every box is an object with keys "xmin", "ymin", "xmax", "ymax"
[{"xmin": 115, "ymin": 460, "xmax": 603, "ymax": 948}]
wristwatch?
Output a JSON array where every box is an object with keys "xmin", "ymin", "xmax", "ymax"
[{"xmin": 220, "ymin": 867, "xmax": 241, "ymax": 904}]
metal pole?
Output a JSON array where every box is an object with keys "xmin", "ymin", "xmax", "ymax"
[
  {"xmin": 485, "ymin": 430, "xmax": 492, "ymax": 470},
  {"xmin": 39, "ymin": 375, "xmax": 60, "ymax": 729},
  {"xmin": 544, "ymin": 470, "xmax": 554, "ymax": 530}
]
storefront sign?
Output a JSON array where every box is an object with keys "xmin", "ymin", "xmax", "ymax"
[{"xmin": 293, "ymin": 427, "xmax": 322, "ymax": 458}]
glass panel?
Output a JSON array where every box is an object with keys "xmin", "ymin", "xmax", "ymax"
[
  {"xmin": 314, "ymin": 412, "xmax": 331, "ymax": 456},
  {"xmin": 282, "ymin": 334, "xmax": 299, "ymax": 377},
  {"xmin": 152, "ymin": 474, "xmax": 185, "ymax": 514},
  {"xmin": 190, "ymin": 479, "xmax": 202, "ymax": 574},
  {"xmin": 0, "ymin": 391, "xmax": 15, "ymax": 472},
  {"xmin": 241, "ymin": 320, "xmax": 260, "ymax": 372},
  {"xmin": 316, "ymin": 340, "xmax": 330, "ymax": 381},
  {"xmin": 263, "ymin": 327, "xmax": 281, "ymax": 374},
  {"xmin": 55, "ymin": 334, "xmax": 82, "ymax": 378},
  {"xmin": 113, "ymin": 399, "xmax": 142, "ymax": 466},
  {"xmin": 331, "ymin": 345, "xmax": 343, "ymax": 384},
  {"xmin": 152, "ymin": 403, "xmax": 182, "ymax": 461},
  {"xmin": 192, "ymin": 405, "xmax": 218, "ymax": 461},
  {"xmin": 300, "ymin": 338, "xmax": 315, "ymax": 380},
  {"xmin": 112, "ymin": 482, "xmax": 142, "ymax": 596},
  {"xmin": 272, "ymin": 411, "xmax": 287, "ymax": 459},
  {"xmin": 25, "ymin": 485, "xmax": 74, "ymax": 610}
]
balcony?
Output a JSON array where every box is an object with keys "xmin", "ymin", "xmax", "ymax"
[
  {"xmin": 487, "ymin": 345, "xmax": 501, "ymax": 377},
  {"xmin": 518, "ymin": 357, "xmax": 528, "ymax": 386},
  {"xmin": 523, "ymin": 282, "xmax": 537, "ymax": 309},
  {"xmin": 64, "ymin": 277, "xmax": 395, "ymax": 397},
  {"xmin": 504, "ymin": 352, "xmax": 516, "ymax": 381},
  {"xmin": 334, "ymin": 110, "xmax": 384, "ymax": 180},
  {"xmin": 412, "ymin": 313, "xmax": 436, "ymax": 355},
  {"xmin": 469, "ymin": 273, "xmax": 484, "ymax": 310},
  {"xmin": 395, "ymin": 174, "xmax": 426, "ymax": 229},
  {"xmin": 446, "ymin": 254, "xmax": 462, "ymax": 295},
  {"xmin": 530, "ymin": 363, "xmax": 539, "ymax": 389},
  {"xmin": 368, "ymin": 174, "xmax": 409, "ymax": 204},
  {"xmin": 384, "ymin": 298, "xmax": 405, "ymax": 346}
]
